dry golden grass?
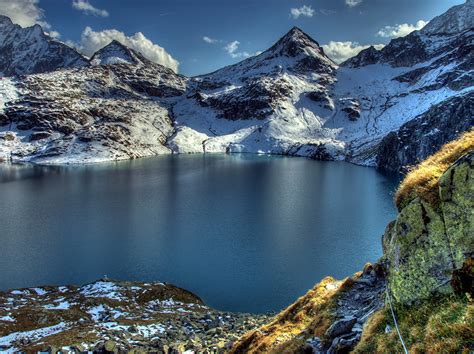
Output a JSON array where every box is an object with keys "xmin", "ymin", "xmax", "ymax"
[
  {"xmin": 395, "ymin": 129, "xmax": 474, "ymax": 210},
  {"xmin": 230, "ymin": 277, "xmax": 344, "ymax": 353},
  {"xmin": 353, "ymin": 294, "xmax": 474, "ymax": 353}
]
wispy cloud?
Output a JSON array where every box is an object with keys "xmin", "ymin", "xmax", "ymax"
[
  {"xmin": 322, "ymin": 41, "xmax": 384, "ymax": 63},
  {"xmin": 320, "ymin": 9, "xmax": 336, "ymax": 16},
  {"xmin": 223, "ymin": 40, "xmax": 261, "ymax": 59},
  {"xmin": 345, "ymin": 0, "xmax": 362, "ymax": 8},
  {"xmin": 203, "ymin": 36, "xmax": 219, "ymax": 44},
  {"xmin": 224, "ymin": 40, "xmax": 249, "ymax": 58},
  {"xmin": 72, "ymin": 0, "xmax": 109, "ymax": 17},
  {"xmin": 0, "ymin": 0, "xmax": 50, "ymax": 29},
  {"xmin": 0, "ymin": 0, "xmax": 64, "ymax": 37},
  {"xmin": 290, "ymin": 5, "xmax": 315, "ymax": 19},
  {"xmin": 376, "ymin": 20, "xmax": 428, "ymax": 38},
  {"xmin": 77, "ymin": 26, "xmax": 179, "ymax": 72}
]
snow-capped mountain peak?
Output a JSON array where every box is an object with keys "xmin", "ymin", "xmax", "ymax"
[
  {"xmin": 268, "ymin": 26, "xmax": 327, "ymax": 59},
  {"xmin": 0, "ymin": 15, "xmax": 89, "ymax": 76},
  {"xmin": 421, "ymin": 0, "xmax": 473, "ymax": 35},
  {"xmin": 90, "ymin": 40, "xmax": 149, "ymax": 66}
]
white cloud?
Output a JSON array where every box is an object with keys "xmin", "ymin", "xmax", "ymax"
[
  {"xmin": 290, "ymin": 5, "xmax": 315, "ymax": 19},
  {"xmin": 0, "ymin": 0, "xmax": 51, "ymax": 29},
  {"xmin": 223, "ymin": 40, "xmax": 259, "ymax": 59},
  {"xmin": 376, "ymin": 20, "xmax": 428, "ymax": 39},
  {"xmin": 224, "ymin": 40, "xmax": 247, "ymax": 58},
  {"xmin": 203, "ymin": 36, "xmax": 218, "ymax": 44},
  {"xmin": 48, "ymin": 30, "xmax": 61, "ymax": 39},
  {"xmin": 72, "ymin": 0, "xmax": 109, "ymax": 17},
  {"xmin": 322, "ymin": 41, "xmax": 384, "ymax": 63},
  {"xmin": 78, "ymin": 27, "xmax": 179, "ymax": 72},
  {"xmin": 345, "ymin": 0, "xmax": 362, "ymax": 7}
]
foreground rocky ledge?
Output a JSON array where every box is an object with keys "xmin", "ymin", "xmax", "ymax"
[{"xmin": 0, "ymin": 279, "xmax": 272, "ymax": 352}]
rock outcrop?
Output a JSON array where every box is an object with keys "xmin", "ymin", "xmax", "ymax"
[
  {"xmin": 382, "ymin": 151, "xmax": 473, "ymax": 303},
  {"xmin": 231, "ymin": 264, "xmax": 386, "ymax": 353}
]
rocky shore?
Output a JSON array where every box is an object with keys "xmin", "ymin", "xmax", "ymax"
[{"xmin": 0, "ymin": 279, "xmax": 272, "ymax": 352}]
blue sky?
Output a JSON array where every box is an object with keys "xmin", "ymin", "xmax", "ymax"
[{"xmin": 0, "ymin": 0, "xmax": 466, "ymax": 75}]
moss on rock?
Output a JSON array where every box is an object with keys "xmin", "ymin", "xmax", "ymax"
[
  {"xmin": 384, "ymin": 152, "xmax": 474, "ymax": 304},
  {"xmin": 439, "ymin": 152, "xmax": 474, "ymax": 268}
]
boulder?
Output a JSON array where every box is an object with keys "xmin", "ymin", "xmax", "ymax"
[{"xmin": 325, "ymin": 316, "xmax": 357, "ymax": 339}]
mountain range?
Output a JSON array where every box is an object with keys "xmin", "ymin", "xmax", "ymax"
[{"xmin": 0, "ymin": 0, "xmax": 472, "ymax": 172}]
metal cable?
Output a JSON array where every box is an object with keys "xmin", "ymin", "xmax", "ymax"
[{"xmin": 386, "ymin": 287, "xmax": 409, "ymax": 354}]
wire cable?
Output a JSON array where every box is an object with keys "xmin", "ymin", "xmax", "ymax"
[{"xmin": 386, "ymin": 287, "xmax": 409, "ymax": 354}]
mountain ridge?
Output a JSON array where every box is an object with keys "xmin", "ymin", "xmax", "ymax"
[{"xmin": 0, "ymin": 1, "xmax": 472, "ymax": 171}]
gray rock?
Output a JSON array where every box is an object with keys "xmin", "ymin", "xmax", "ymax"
[{"xmin": 325, "ymin": 316, "xmax": 357, "ymax": 339}]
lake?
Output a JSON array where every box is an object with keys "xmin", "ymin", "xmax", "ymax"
[{"xmin": 0, "ymin": 154, "xmax": 399, "ymax": 313}]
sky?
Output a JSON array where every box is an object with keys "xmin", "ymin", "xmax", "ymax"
[{"xmin": 0, "ymin": 0, "xmax": 466, "ymax": 76}]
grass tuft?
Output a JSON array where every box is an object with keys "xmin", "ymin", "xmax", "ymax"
[
  {"xmin": 395, "ymin": 129, "xmax": 474, "ymax": 210},
  {"xmin": 354, "ymin": 294, "xmax": 474, "ymax": 353}
]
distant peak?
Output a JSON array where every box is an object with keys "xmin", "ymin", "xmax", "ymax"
[
  {"xmin": 268, "ymin": 26, "xmax": 325, "ymax": 59},
  {"xmin": 91, "ymin": 39, "xmax": 146, "ymax": 66},
  {"xmin": 421, "ymin": 0, "xmax": 473, "ymax": 35},
  {"xmin": 0, "ymin": 15, "xmax": 13, "ymax": 26},
  {"xmin": 107, "ymin": 39, "xmax": 128, "ymax": 48},
  {"xmin": 280, "ymin": 26, "xmax": 314, "ymax": 42},
  {"xmin": 289, "ymin": 26, "xmax": 304, "ymax": 34}
]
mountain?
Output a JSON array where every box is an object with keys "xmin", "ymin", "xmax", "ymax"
[
  {"xmin": 168, "ymin": 27, "xmax": 340, "ymax": 158},
  {"xmin": 0, "ymin": 43, "xmax": 186, "ymax": 163},
  {"xmin": 338, "ymin": 0, "xmax": 473, "ymax": 169},
  {"xmin": 90, "ymin": 40, "xmax": 151, "ymax": 66},
  {"xmin": 0, "ymin": 1, "xmax": 472, "ymax": 168},
  {"xmin": 0, "ymin": 15, "xmax": 88, "ymax": 76}
]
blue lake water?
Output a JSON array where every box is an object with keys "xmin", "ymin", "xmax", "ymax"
[{"xmin": 0, "ymin": 154, "xmax": 399, "ymax": 313}]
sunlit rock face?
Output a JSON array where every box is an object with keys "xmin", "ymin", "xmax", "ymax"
[{"xmin": 382, "ymin": 152, "xmax": 474, "ymax": 304}]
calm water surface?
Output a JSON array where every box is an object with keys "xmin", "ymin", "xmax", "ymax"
[{"xmin": 0, "ymin": 154, "xmax": 399, "ymax": 313}]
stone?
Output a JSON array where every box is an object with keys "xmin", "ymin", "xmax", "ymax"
[
  {"xmin": 325, "ymin": 316, "xmax": 357, "ymax": 339},
  {"xmin": 439, "ymin": 152, "xmax": 474, "ymax": 269},
  {"xmin": 104, "ymin": 340, "xmax": 117, "ymax": 352},
  {"xmin": 383, "ymin": 152, "xmax": 474, "ymax": 303}
]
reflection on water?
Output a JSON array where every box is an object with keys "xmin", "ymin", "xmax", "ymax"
[{"xmin": 0, "ymin": 154, "xmax": 399, "ymax": 313}]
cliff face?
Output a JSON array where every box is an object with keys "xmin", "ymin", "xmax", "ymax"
[
  {"xmin": 383, "ymin": 151, "xmax": 473, "ymax": 303},
  {"xmin": 376, "ymin": 92, "xmax": 474, "ymax": 173}
]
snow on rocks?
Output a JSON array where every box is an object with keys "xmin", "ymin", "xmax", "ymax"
[
  {"xmin": 0, "ymin": 3, "xmax": 471, "ymax": 168},
  {"xmin": 0, "ymin": 322, "xmax": 69, "ymax": 351},
  {"xmin": 0, "ymin": 279, "xmax": 273, "ymax": 352},
  {"xmin": 79, "ymin": 281, "xmax": 126, "ymax": 301}
]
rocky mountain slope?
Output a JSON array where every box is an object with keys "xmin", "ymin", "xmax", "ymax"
[
  {"xmin": 168, "ymin": 27, "xmax": 341, "ymax": 159},
  {"xmin": 0, "ymin": 60, "xmax": 186, "ymax": 163},
  {"xmin": 0, "ymin": 15, "xmax": 88, "ymax": 77},
  {"xmin": 340, "ymin": 0, "xmax": 473, "ymax": 169},
  {"xmin": 0, "ymin": 1, "xmax": 472, "ymax": 168}
]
